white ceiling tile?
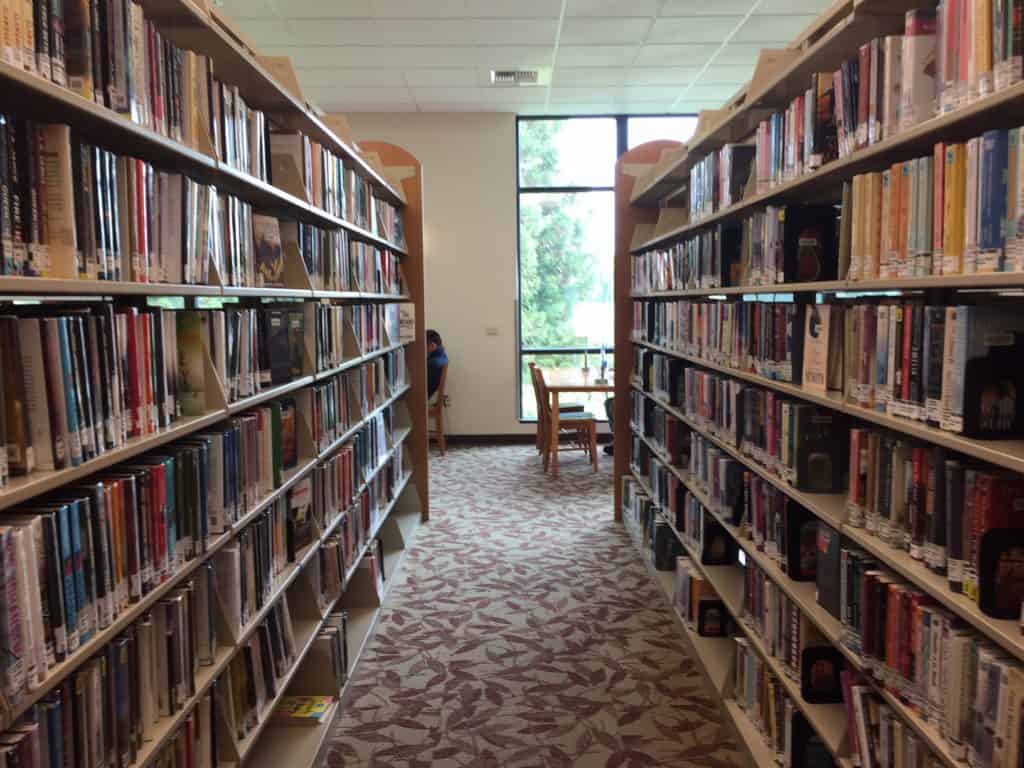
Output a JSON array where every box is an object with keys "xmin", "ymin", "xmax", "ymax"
[
  {"xmin": 633, "ymin": 44, "xmax": 719, "ymax": 66},
  {"xmin": 566, "ymin": 0, "xmax": 660, "ymax": 15},
  {"xmin": 758, "ymin": 0, "xmax": 833, "ymax": 12},
  {"xmin": 403, "ymin": 67, "xmax": 479, "ymax": 86},
  {"xmin": 621, "ymin": 85, "xmax": 686, "ymax": 100},
  {"xmin": 287, "ymin": 19, "xmax": 469, "ymax": 45},
  {"xmin": 465, "ymin": 0, "xmax": 563, "ymax": 16},
  {"xmin": 714, "ymin": 43, "xmax": 766, "ymax": 64},
  {"xmin": 557, "ymin": 45, "xmax": 639, "ymax": 66},
  {"xmin": 281, "ymin": 0, "xmax": 375, "ymax": 16},
  {"xmin": 466, "ymin": 19, "xmax": 558, "ymax": 44},
  {"xmin": 416, "ymin": 102, "xmax": 517, "ymax": 111},
  {"xmin": 324, "ymin": 101, "xmax": 420, "ymax": 112},
  {"xmin": 559, "ymin": 17, "xmax": 652, "ymax": 45},
  {"xmin": 648, "ymin": 16, "xmax": 744, "ymax": 44},
  {"xmin": 296, "ymin": 68, "xmax": 408, "ymax": 87},
  {"xmin": 224, "ymin": 18, "xmax": 299, "ymax": 44},
  {"xmin": 217, "ymin": 0, "xmax": 280, "ymax": 19},
  {"xmin": 625, "ymin": 67, "xmax": 702, "ymax": 85},
  {"xmin": 552, "ymin": 67, "xmax": 625, "ymax": 86},
  {"xmin": 732, "ymin": 14, "xmax": 817, "ymax": 42},
  {"xmin": 678, "ymin": 82, "xmax": 745, "ymax": 100},
  {"xmin": 700, "ymin": 64, "xmax": 756, "ymax": 83},
  {"xmin": 472, "ymin": 46, "xmax": 555, "ymax": 66},
  {"xmin": 370, "ymin": 0, "xmax": 466, "ymax": 16},
  {"xmin": 662, "ymin": 0, "xmax": 758, "ymax": 14},
  {"xmin": 303, "ymin": 85, "xmax": 413, "ymax": 102},
  {"xmin": 548, "ymin": 86, "xmax": 618, "ymax": 103}
]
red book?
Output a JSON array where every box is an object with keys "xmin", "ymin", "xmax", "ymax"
[{"xmin": 858, "ymin": 42, "xmax": 871, "ymax": 148}]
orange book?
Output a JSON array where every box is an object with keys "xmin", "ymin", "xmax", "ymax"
[{"xmin": 887, "ymin": 162, "xmax": 903, "ymax": 277}]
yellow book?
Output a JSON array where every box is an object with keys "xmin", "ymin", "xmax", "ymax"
[
  {"xmin": 850, "ymin": 174, "xmax": 863, "ymax": 280},
  {"xmin": 879, "ymin": 170, "xmax": 892, "ymax": 278},
  {"xmin": 271, "ymin": 696, "xmax": 335, "ymax": 726},
  {"xmin": 19, "ymin": 0, "xmax": 32, "ymax": 73},
  {"xmin": 865, "ymin": 172, "xmax": 883, "ymax": 279},
  {"xmin": 887, "ymin": 162, "xmax": 902, "ymax": 277},
  {"xmin": 943, "ymin": 143, "xmax": 966, "ymax": 274},
  {"xmin": 976, "ymin": 0, "xmax": 993, "ymax": 95}
]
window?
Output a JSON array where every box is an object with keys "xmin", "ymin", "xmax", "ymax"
[{"xmin": 516, "ymin": 115, "xmax": 697, "ymax": 420}]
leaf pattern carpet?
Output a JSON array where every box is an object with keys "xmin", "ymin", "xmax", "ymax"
[{"xmin": 324, "ymin": 444, "xmax": 744, "ymax": 768}]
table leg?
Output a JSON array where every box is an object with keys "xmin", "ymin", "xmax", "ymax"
[{"xmin": 551, "ymin": 391, "xmax": 560, "ymax": 478}]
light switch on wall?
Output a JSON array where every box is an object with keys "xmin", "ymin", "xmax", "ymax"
[{"xmin": 485, "ymin": 327, "xmax": 499, "ymax": 336}]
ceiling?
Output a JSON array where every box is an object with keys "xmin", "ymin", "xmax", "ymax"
[{"xmin": 216, "ymin": 0, "xmax": 832, "ymax": 115}]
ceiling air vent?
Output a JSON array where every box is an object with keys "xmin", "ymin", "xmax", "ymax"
[{"xmin": 490, "ymin": 69, "xmax": 539, "ymax": 86}]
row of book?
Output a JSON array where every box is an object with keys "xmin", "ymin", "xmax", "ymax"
[
  {"xmin": 269, "ymin": 131, "xmax": 404, "ymax": 248},
  {"xmin": 633, "ymin": 298, "xmax": 1024, "ymax": 440},
  {"xmin": 630, "ymin": 468, "xmax": 1013, "ymax": 768},
  {"xmin": 733, "ymin": 637, "xmax": 841, "ymax": 768},
  {"xmin": 635, "ymin": 382, "xmax": 1024, "ymax": 768},
  {"xmin": 846, "ymin": 128, "xmax": 1024, "ymax": 280},
  {"xmin": 623, "ymin": 483, "xmax": 845, "ymax": 767},
  {"xmin": 310, "ymin": 351, "xmax": 404, "ymax": 455},
  {"xmin": 0, "ymin": 308, "xmax": 188, "ymax": 488},
  {"xmin": 0, "ymin": 0, "xmax": 404, "ymax": 229},
  {"xmin": 312, "ymin": 306, "xmax": 405, "ymax": 376},
  {"xmin": 0, "ymin": 117, "xmax": 407, "ymax": 290}
]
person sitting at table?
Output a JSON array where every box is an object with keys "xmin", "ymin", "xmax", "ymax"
[{"xmin": 427, "ymin": 329, "xmax": 448, "ymax": 402}]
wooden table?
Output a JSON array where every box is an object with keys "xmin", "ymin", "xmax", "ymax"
[{"xmin": 545, "ymin": 370, "xmax": 614, "ymax": 478}]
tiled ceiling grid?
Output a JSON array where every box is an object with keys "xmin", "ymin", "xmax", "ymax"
[{"xmin": 217, "ymin": 0, "xmax": 833, "ymax": 115}]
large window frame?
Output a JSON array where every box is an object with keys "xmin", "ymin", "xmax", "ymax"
[{"xmin": 515, "ymin": 114, "xmax": 696, "ymax": 422}]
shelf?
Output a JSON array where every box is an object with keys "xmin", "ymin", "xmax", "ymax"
[
  {"xmin": 316, "ymin": 384, "xmax": 411, "ymax": 462},
  {"xmin": 0, "ymin": 279, "xmax": 408, "ymax": 300},
  {"xmin": 314, "ymin": 343, "xmax": 409, "ymax": 382},
  {"xmin": 246, "ymin": 699, "xmax": 340, "ymax": 768},
  {"xmin": 0, "ymin": 65, "xmax": 408, "ymax": 255},
  {"xmin": 625, "ymin": 513, "xmax": 774, "ymax": 768},
  {"xmin": 634, "ymin": 428, "xmax": 971, "ymax": 768},
  {"xmin": 631, "ymin": 272, "xmax": 1024, "ymax": 299},
  {"xmin": 723, "ymin": 700, "xmax": 782, "ymax": 768},
  {"xmin": 630, "ymin": 9, "xmax": 904, "ymax": 208},
  {"xmin": 633, "ymin": 338, "xmax": 1024, "ymax": 477},
  {"xmin": 631, "ymin": 79, "xmax": 1024, "ymax": 248},
  {"xmin": 127, "ymin": 0, "xmax": 403, "ymax": 205},
  {"xmin": 629, "ymin": 469, "xmax": 849, "ymax": 760},
  {"xmin": 228, "ymin": 377, "xmax": 317, "ymax": 414},
  {"xmin": 0, "ymin": 410, "xmax": 225, "ymax": 513},
  {"xmin": 632, "ymin": 385, "xmax": 848, "ymax": 529}
]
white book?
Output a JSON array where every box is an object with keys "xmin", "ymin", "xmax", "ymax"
[
  {"xmin": 10, "ymin": 524, "xmax": 44, "ymax": 689},
  {"xmin": 214, "ymin": 544, "xmax": 242, "ymax": 639},
  {"xmin": 17, "ymin": 318, "xmax": 55, "ymax": 471},
  {"xmin": 883, "ymin": 35, "xmax": 903, "ymax": 139},
  {"xmin": 965, "ymin": 137, "xmax": 980, "ymax": 272},
  {"xmin": 137, "ymin": 617, "xmax": 156, "ymax": 740},
  {"xmin": 901, "ymin": 14, "xmax": 937, "ymax": 129}
]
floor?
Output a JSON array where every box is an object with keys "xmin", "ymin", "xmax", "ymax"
[{"xmin": 324, "ymin": 444, "xmax": 743, "ymax": 768}]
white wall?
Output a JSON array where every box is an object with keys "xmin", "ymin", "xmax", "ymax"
[{"xmin": 346, "ymin": 112, "xmax": 532, "ymax": 436}]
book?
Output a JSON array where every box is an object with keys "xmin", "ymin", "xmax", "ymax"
[{"xmin": 270, "ymin": 695, "xmax": 335, "ymax": 726}]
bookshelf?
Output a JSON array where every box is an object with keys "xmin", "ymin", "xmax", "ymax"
[
  {"xmin": 0, "ymin": 4, "xmax": 428, "ymax": 768},
  {"xmin": 615, "ymin": 1, "xmax": 1024, "ymax": 766}
]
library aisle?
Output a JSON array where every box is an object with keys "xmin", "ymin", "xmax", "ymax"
[{"xmin": 326, "ymin": 445, "xmax": 742, "ymax": 767}]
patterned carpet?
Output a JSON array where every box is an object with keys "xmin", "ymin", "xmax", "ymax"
[{"xmin": 324, "ymin": 445, "xmax": 743, "ymax": 768}]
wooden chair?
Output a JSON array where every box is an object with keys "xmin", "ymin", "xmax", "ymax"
[
  {"xmin": 428, "ymin": 363, "xmax": 449, "ymax": 455},
  {"xmin": 531, "ymin": 366, "xmax": 598, "ymax": 472},
  {"xmin": 528, "ymin": 363, "xmax": 585, "ymax": 453}
]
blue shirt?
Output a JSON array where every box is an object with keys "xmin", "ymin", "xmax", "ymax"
[{"xmin": 428, "ymin": 347, "xmax": 448, "ymax": 397}]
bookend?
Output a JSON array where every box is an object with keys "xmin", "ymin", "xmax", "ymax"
[
  {"xmin": 283, "ymin": 240, "xmax": 315, "ymax": 293},
  {"xmin": 342, "ymin": 312, "xmax": 363, "ymax": 361},
  {"xmin": 270, "ymin": 156, "xmax": 311, "ymax": 204}
]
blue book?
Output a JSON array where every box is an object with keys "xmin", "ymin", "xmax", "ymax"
[
  {"xmin": 56, "ymin": 318, "xmax": 83, "ymax": 467},
  {"xmin": 42, "ymin": 696, "xmax": 63, "ymax": 768},
  {"xmin": 979, "ymin": 129, "xmax": 1009, "ymax": 267},
  {"xmin": 55, "ymin": 503, "xmax": 79, "ymax": 651},
  {"xmin": 165, "ymin": 456, "xmax": 177, "ymax": 568},
  {"xmin": 66, "ymin": 499, "xmax": 90, "ymax": 643}
]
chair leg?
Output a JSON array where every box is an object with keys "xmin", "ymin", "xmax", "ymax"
[
  {"xmin": 590, "ymin": 425, "xmax": 598, "ymax": 472},
  {"xmin": 437, "ymin": 407, "xmax": 446, "ymax": 455}
]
